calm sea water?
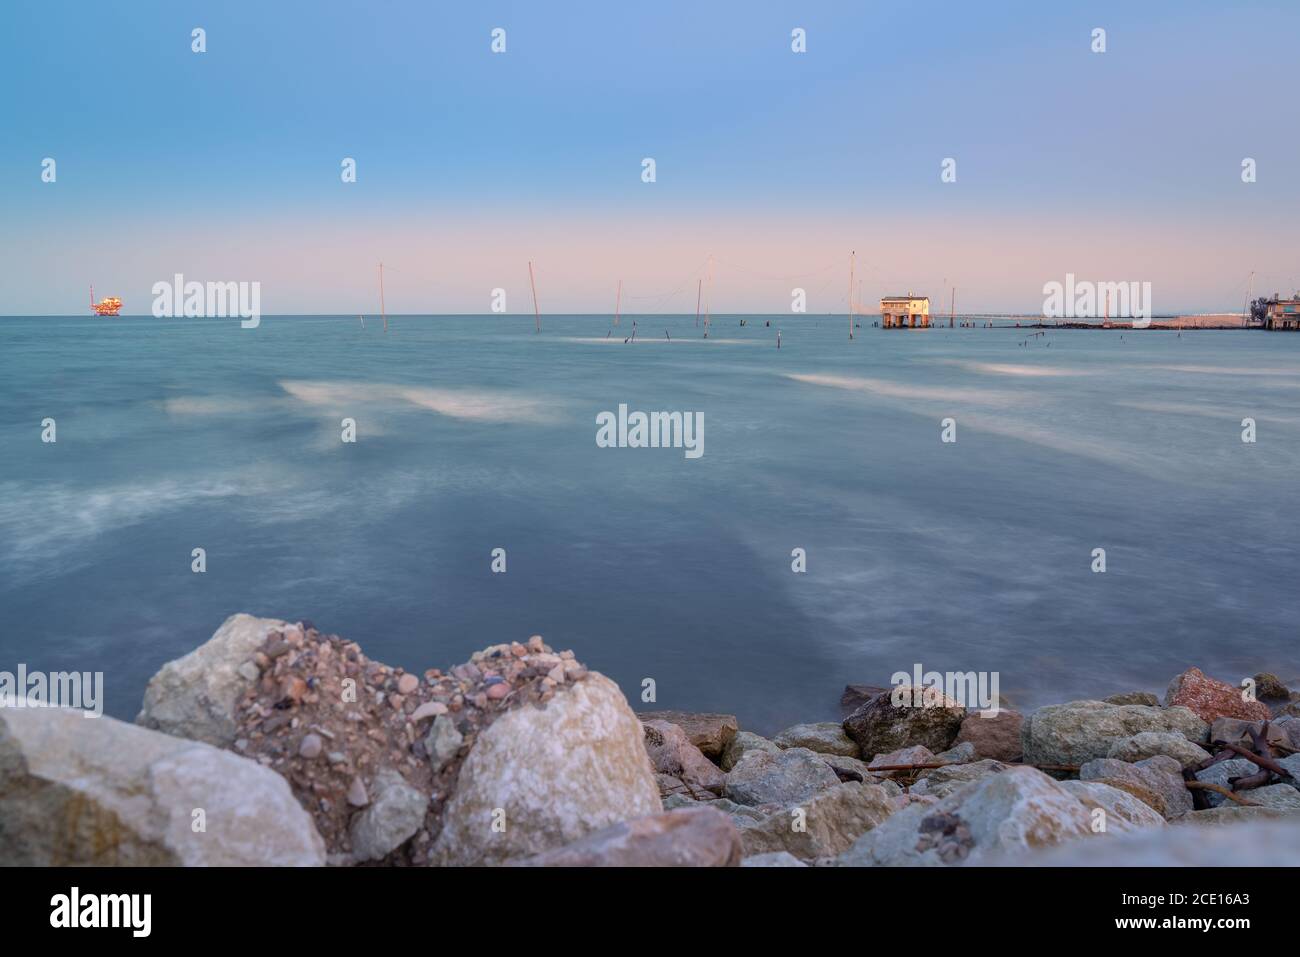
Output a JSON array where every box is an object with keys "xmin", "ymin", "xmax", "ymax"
[{"xmin": 2, "ymin": 314, "xmax": 1298, "ymax": 732}]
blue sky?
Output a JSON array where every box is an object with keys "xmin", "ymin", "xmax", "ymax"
[{"xmin": 2, "ymin": 0, "xmax": 1298, "ymax": 314}]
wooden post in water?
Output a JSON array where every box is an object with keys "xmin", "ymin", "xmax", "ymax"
[
  {"xmin": 528, "ymin": 260, "xmax": 541, "ymax": 333},
  {"xmin": 703, "ymin": 256, "xmax": 713, "ymax": 338},
  {"xmin": 950, "ymin": 287, "xmax": 955, "ymax": 328},
  {"xmin": 848, "ymin": 250, "xmax": 855, "ymax": 340}
]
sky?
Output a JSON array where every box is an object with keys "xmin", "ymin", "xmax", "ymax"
[{"xmin": 1, "ymin": 0, "xmax": 1298, "ymax": 315}]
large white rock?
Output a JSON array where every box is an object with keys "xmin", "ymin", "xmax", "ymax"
[
  {"xmin": 136, "ymin": 613, "xmax": 290, "ymax": 746},
  {"xmin": 431, "ymin": 673, "xmax": 661, "ymax": 865},
  {"xmin": 0, "ymin": 707, "xmax": 325, "ymax": 865},
  {"xmin": 837, "ymin": 766, "xmax": 1098, "ymax": 866}
]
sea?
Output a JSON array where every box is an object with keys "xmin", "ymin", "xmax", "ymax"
[{"xmin": 2, "ymin": 314, "xmax": 1298, "ymax": 732}]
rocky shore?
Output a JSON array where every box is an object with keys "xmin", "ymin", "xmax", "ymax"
[{"xmin": 2, "ymin": 614, "xmax": 1297, "ymax": 866}]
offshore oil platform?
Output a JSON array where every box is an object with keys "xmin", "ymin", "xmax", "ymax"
[{"xmin": 90, "ymin": 284, "xmax": 122, "ymax": 317}]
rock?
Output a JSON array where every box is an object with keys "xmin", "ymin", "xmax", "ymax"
[
  {"xmin": 1021, "ymin": 700, "xmax": 1207, "ymax": 766},
  {"xmin": 721, "ymin": 731, "xmax": 780, "ymax": 771},
  {"xmin": 409, "ymin": 700, "xmax": 448, "ymax": 723},
  {"xmin": 432, "ymin": 673, "xmax": 661, "ymax": 866},
  {"xmin": 661, "ymin": 794, "xmax": 697, "ymax": 810},
  {"xmin": 396, "ymin": 673, "xmax": 419, "ymax": 695},
  {"xmin": 1254, "ymin": 672, "xmax": 1290, "ymax": 701},
  {"xmin": 1247, "ymin": 783, "xmax": 1300, "ymax": 809},
  {"xmin": 912, "ymin": 759, "xmax": 1011, "ymax": 799},
  {"xmin": 349, "ymin": 769, "xmax": 428, "ymax": 862},
  {"xmin": 773, "ymin": 721, "xmax": 860, "ymax": 757},
  {"xmin": 1106, "ymin": 731, "xmax": 1209, "ymax": 770},
  {"xmin": 868, "ymin": 745, "xmax": 936, "ymax": 769},
  {"xmin": 739, "ymin": 781, "xmax": 896, "ymax": 860},
  {"xmin": 136, "ymin": 613, "xmax": 290, "ymax": 746},
  {"xmin": 724, "ymin": 747, "xmax": 841, "ymax": 807},
  {"xmin": 742, "ymin": 851, "xmax": 807, "ymax": 867},
  {"xmin": 642, "ymin": 720, "xmax": 726, "ymax": 795},
  {"xmin": 0, "ymin": 707, "xmax": 325, "ymax": 865},
  {"xmin": 515, "ymin": 806, "xmax": 741, "ymax": 867},
  {"xmin": 1057, "ymin": 780, "xmax": 1167, "ymax": 831},
  {"xmin": 635, "ymin": 711, "xmax": 737, "ymax": 760},
  {"xmin": 1104, "ymin": 691, "xmax": 1161, "ymax": 707},
  {"xmin": 817, "ymin": 752, "xmax": 884, "ymax": 784},
  {"xmin": 655, "ymin": 774, "xmax": 696, "ymax": 800},
  {"xmin": 424, "ymin": 714, "xmax": 463, "ymax": 773},
  {"xmin": 1193, "ymin": 758, "xmax": 1257, "ymax": 807},
  {"xmin": 1278, "ymin": 753, "xmax": 1300, "ymax": 780},
  {"xmin": 1085, "ymin": 777, "xmax": 1171, "ymax": 819},
  {"xmin": 1079, "ymin": 756, "xmax": 1192, "ymax": 820},
  {"xmin": 709, "ymin": 797, "xmax": 772, "ymax": 828},
  {"xmin": 837, "ymin": 766, "xmax": 1095, "ymax": 866},
  {"xmin": 1209, "ymin": 716, "xmax": 1294, "ymax": 751},
  {"xmin": 1279, "ymin": 717, "xmax": 1300, "ymax": 748},
  {"xmin": 935, "ymin": 742, "xmax": 977, "ymax": 765},
  {"xmin": 1164, "ymin": 667, "xmax": 1269, "ymax": 723},
  {"xmin": 842, "ymin": 688, "xmax": 966, "ymax": 757},
  {"xmin": 993, "ymin": 819, "xmax": 1300, "ymax": 865},
  {"xmin": 954, "ymin": 709, "xmax": 1023, "ymax": 762},
  {"xmin": 841, "ymin": 684, "xmax": 890, "ymax": 718},
  {"xmin": 1181, "ymin": 805, "xmax": 1300, "ymax": 825},
  {"xmin": 298, "ymin": 733, "xmax": 323, "ymax": 759},
  {"xmin": 347, "ymin": 776, "xmax": 369, "ymax": 807}
]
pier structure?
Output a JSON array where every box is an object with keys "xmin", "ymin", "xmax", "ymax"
[
  {"xmin": 880, "ymin": 294, "xmax": 931, "ymax": 328},
  {"xmin": 1260, "ymin": 294, "xmax": 1300, "ymax": 330}
]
